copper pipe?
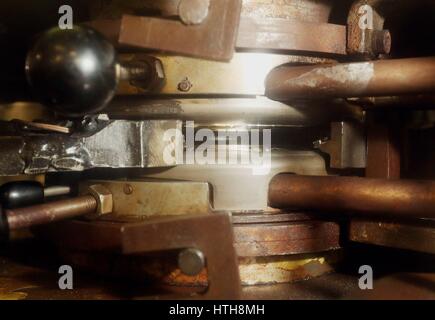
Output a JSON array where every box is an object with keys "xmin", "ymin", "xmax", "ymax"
[
  {"xmin": 5, "ymin": 195, "xmax": 97, "ymax": 230},
  {"xmin": 268, "ymin": 175, "xmax": 435, "ymax": 219},
  {"xmin": 265, "ymin": 57, "xmax": 435, "ymax": 100}
]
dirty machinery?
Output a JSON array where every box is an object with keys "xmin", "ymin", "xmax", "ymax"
[{"xmin": 0, "ymin": 0, "xmax": 434, "ymax": 300}]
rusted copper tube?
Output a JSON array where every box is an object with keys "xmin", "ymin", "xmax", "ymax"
[
  {"xmin": 268, "ymin": 175, "xmax": 435, "ymax": 219},
  {"xmin": 5, "ymin": 195, "xmax": 97, "ymax": 230},
  {"xmin": 265, "ymin": 57, "xmax": 435, "ymax": 100}
]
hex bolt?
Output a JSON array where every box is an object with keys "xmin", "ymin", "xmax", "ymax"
[
  {"xmin": 86, "ymin": 184, "xmax": 113, "ymax": 216},
  {"xmin": 178, "ymin": 248, "xmax": 205, "ymax": 276}
]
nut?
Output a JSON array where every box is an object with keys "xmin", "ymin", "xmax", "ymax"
[{"xmin": 86, "ymin": 184, "xmax": 113, "ymax": 215}]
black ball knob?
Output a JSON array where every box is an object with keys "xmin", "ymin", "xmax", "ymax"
[
  {"xmin": 0, "ymin": 181, "xmax": 44, "ymax": 209},
  {"xmin": 25, "ymin": 26, "xmax": 118, "ymax": 117}
]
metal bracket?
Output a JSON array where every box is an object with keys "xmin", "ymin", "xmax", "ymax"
[
  {"xmin": 117, "ymin": 0, "xmax": 242, "ymax": 61},
  {"xmin": 39, "ymin": 213, "xmax": 242, "ymax": 299}
]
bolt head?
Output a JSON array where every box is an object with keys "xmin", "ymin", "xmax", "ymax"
[
  {"xmin": 179, "ymin": 0, "xmax": 210, "ymax": 25},
  {"xmin": 123, "ymin": 184, "xmax": 133, "ymax": 195},
  {"xmin": 178, "ymin": 78, "xmax": 192, "ymax": 92},
  {"xmin": 178, "ymin": 248, "xmax": 205, "ymax": 276}
]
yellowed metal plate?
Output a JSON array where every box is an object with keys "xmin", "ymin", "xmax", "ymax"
[
  {"xmin": 79, "ymin": 180, "xmax": 211, "ymax": 218},
  {"xmin": 118, "ymin": 53, "xmax": 334, "ymax": 96}
]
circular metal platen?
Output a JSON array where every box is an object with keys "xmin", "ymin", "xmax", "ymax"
[{"xmin": 26, "ymin": 26, "xmax": 118, "ymax": 117}]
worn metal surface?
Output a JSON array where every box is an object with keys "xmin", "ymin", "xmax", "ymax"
[
  {"xmin": 119, "ymin": 0, "xmax": 242, "ymax": 61},
  {"xmin": 366, "ymin": 113, "xmax": 401, "ymax": 179},
  {"xmin": 143, "ymin": 150, "xmax": 328, "ymax": 212},
  {"xmin": 79, "ymin": 180, "xmax": 211, "ymax": 218},
  {"xmin": 41, "ymin": 214, "xmax": 241, "ymax": 299},
  {"xmin": 122, "ymin": 0, "xmax": 211, "ymax": 25},
  {"xmin": 233, "ymin": 220, "xmax": 340, "ymax": 257},
  {"xmin": 351, "ymin": 110, "xmax": 402, "ymax": 256},
  {"xmin": 89, "ymin": 0, "xmax": 343, "ymax": 55},
  {"xmin": 315, "ymin": 121, "xmax": 367, "ymax": 169},
  {"xmin": 59, "ymin": 248, "xmax": 338, "ymax": 287},
  {"xmin": 231, "ymin": 212, "xmax": 315, "ymax": 224},
  {"xmin": 2, "ymin": 244, "xmax": 434, "ymax": 299},
  {"xmin": 38, "ymin": 211, "xmax": 340, "ymax": 287},
  {"xmin": 0, "ymin": 243, "xmax": 357, "ymax": 300},
  {"xmin": 350, "ymin": 219, "xmax": 435, "ymax": 254},
  {"xmin": 0, "ymin": 120, "xmax": 182, "ymax": 176},
  {"xmin": 5, "ymin": 195, "xmax": 97, "ymax": 231},
  {"xmin": 90, "ymin": 0, "xmax": 334, "ymax": 24},
  {"xmin": 237, "ymin": 18, "xmax": 346, "ymax": 55},
  {"xmin": 90, "ymin": 17, "xmax": 345, "ymax": 55},
  {"xmin": 265, "ymin": 57, "xmax": 435, "ymax": 100},
  {"xmin": 241, "ymin": 0, "xmax": 333, "ymax": 23},
  {"xmin": 269, "ymin": 175, "xmax": 435, "ymax": 219},
  {"xmin": 106, "ymin": 96, "xmax": 361, "ymax": 127},
  {"xmin": 118, "ymin": 53, "xmax": 335, "ymax": 96},
  {"xmin": 239, "ymin": 253, "xmax": 338, "ymax": 286}
]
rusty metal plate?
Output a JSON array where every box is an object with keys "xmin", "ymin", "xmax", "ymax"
[
  {"xmin": 350, "ymin": 219, "xmax": 435, "ymax": 254},
  {"xmin": 59, "ymin": 249, "xmax": 339, "ymax": 287},
  {"xmin": 119, "ymin": 0, "xmax": 242, "ymax": 61},
  {"xmin": 233, "ymin": 220, "xmax": 341, "ymax": 257},
  {"xmin": 89, "ymin": 18, "xmax": 346, "ymax": 57},
  {"xmin": 39, "ymin": 214, "xmax": 241, "ymax": 299},
  {"xmin": 0, "ymin": 244, "xmax": 354, "ymax": 300},
  {"xmin": 240, "ymin": 0, "xmax": 333, "ymax": 23},
  {"xmin": 237, "ymin": 18, "xmax": 346, "ymax": 55},
  {"xmin": 88, "ymin": 0, "xmax": 345, "ymax": 57}
]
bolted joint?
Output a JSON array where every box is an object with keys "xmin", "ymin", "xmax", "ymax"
[
  {"xmin": 371, "ymin": 29, "xmax": 391, "ymax": 55},
  {"xmin": 178, "ymin": 248, "xmax": 206, "ymax": 276},
  {"xmin": 119, "ymin": 56, "xmax": 166, "ymax": 92},
  {"xmin": 86, "ymin": 184, "xmax": 113, "ymax": 216}
]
